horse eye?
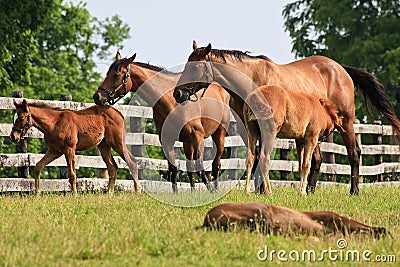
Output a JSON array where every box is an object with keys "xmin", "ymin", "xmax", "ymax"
[{"xmin": 114, "ymin": 73, "xmax": 121, "ymax": 78}]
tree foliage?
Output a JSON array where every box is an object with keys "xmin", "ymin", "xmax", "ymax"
[
  {"xmin": 283, "ymin": 0, "xmax": 400, "ymax": 119},
  {"xmin": 0, "ymin": 0, "xmax": 130, "ymax": 102},
  {"xmin": 0, "ymin": 0, "xmax": 131, "ymax": 178}
]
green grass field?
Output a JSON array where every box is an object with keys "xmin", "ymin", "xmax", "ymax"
[{"xmin": 0, "ymin": 186, "xmax": 399, "ymax": 266}]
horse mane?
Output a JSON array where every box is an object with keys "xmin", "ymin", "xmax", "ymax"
[
  {"xmin": 27, "ymin": 101, "xmax": 63, "ymax": 110},
  {"xmin": 210, "ymin": 49, "xmax": 272, "ymax": 62},
  {"xmin": 133, "ymin": 62, "xmax": 165, "ymax": 72},
  {"xmin": 109, "ymin": 59, "xmax": 179, "ymax": 75}
]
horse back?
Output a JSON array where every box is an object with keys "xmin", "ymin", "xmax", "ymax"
[{"xmin": 255, "ymin": 86, "xmax": 338, "ymax": 139}]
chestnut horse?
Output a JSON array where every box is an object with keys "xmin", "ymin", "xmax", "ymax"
[
  {"xmin": 201, "ymin": 202, "xmax": 388, "ymax": 238},
  {"xmin": 174, "ymin": 41, "xmax": 400, "ymax": 195},
  {"xmin": 244, "ymin": 86, "xmax": 345, "ymax": 195},
  {"xmin": 93, "ymin": 52, "xmax": 230, "ymax": 192},
  {"xmin": 10, "ymin": 99, "xmax": 141, "ymax": 194}
]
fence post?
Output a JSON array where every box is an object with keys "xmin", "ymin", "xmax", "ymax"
[
  {"xmin": 323, "ymin": 134, "xmax": 336, "ymax": 182},
  {"xmin": 130, "ymin": 100, "xmax": 143, "ymax": 180},
  {"xmin": 59, "ymin": 94, "xmax": 73, "ymax": 179},
  {"xmin": 390, "ymin": 133, "xmax": 400, "ymax": 181},
  {"xmin": 12, "ymin": 91, "xmax": 29, "ymax": 178},
  {"xmin": 227, "ymin": 121, "xmax": 238, "ymax": 180},
  {"xmin": 354, "ymin": 118, "xmax": 363, "ymax": 183},
  {"xmin": 373, "ymin": 120, "xmax": 383, "ymax": 182},
  {"xmin": 280, "ymin": 148, "xmax": 291, "ymax": 180}
]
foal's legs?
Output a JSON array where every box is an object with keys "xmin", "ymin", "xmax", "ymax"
[
  {"xmin": 97, "ymin": 141, "xmax": 118, "ymax": 194},
  {"xmin": 34, "ymin": 149, "xmax": 62, "ymax": 194},
  {"xmin": 306, "ymin": 144, "xmax": 323, "ymax": 194},
  {"xmin": 297, "ymin": 138, "xmax": 318, "ymax": 196},
  {"xmin": 111, "ymin": 141, "xmax": 141, "ymax": 193},
  {"xmin": 64, "ymin": 147, "xmax": 78, "ymax": 194},
  {"xmin": 256, "ymin": 118, "xmax": 276, "ymax": 195}
]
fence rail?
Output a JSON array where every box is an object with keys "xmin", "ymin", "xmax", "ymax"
[{"xmin": 1, "ymin": 95, "xmax": 400, "ymax": 192}]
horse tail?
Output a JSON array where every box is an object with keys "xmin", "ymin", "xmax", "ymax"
[
  {"xmin": 319, "ymin": 98, "xmax": 345, "ymax": 133},
  {"xmin": 342, "ymin": 65, "xmax": 400, "ymax": 141}
]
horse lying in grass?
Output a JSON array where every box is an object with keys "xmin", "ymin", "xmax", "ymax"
[
  {"xmin": 243, "ymin": 86, "xmax": 345, "ymax": 195},
  {"xmin": 10, "ymin": 99, "xmax": 141, "ymax": 194},
  {"xmin": 201, "ymin": 202, "xmax": 389, "ymax": 238}
]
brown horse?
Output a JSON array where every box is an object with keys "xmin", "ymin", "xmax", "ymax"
[
  {"xmin": 201, "ymin": 202, "xmax": 388, "ymax": 238},
  {"xmin": 10, "ymin": 99, "xmax": 141, "ymax": 194},
  {"xmin": 243, "ymin": 86, "xmax": 345, "ymax": 195},
  {"xmin": 93, "ymin": 52, "xmax": 230, "ymax": 192},
  {"xmin": 174, "ymin": 41, "xmax": 400, "ymax": 195}
]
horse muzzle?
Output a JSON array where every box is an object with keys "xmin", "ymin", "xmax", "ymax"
[
  {"xmin": 93, "ymin": 91, "xmax": 108, "ymax": 106},
  {"xmin": 173, "ymin": 88, "xmax": 190, "ymax": 104},
  {"xmin": 10, "ymin": 131, "xmax": 21, "ymax": 143}
]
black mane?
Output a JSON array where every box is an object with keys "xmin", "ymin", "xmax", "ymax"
[
  {"xmin": 108, "ymin": 59, "xmax": 179, "ymax": 75},
  {"xmin": 210, "ymin": 49, "xmax": 272, "ymax": 62}
]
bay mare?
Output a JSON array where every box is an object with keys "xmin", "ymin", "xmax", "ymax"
[
  {"xmin": 10, "ymin": 99, "xmax": 141, "ymax": 194},
  {"xmin": 174, "ymin": 41, "xmax": 400, "ymax": 195},
  {"xmin": 93, "ymin": 52, "xmax": 230, "ymax": 192},
  {"xmin": 244, "ymin": 86, "xmax": 345, "ymax": 195}
]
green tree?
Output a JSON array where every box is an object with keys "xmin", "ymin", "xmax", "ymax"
[
  {"xmin": 0, "ymin": 0, "xmax": 130, "ymax": 101},
  {"xmin": 0, "ymin": 0, "xmax": 131, "ymax": 178},
  {"xmin": 283, "ymin": 0, "xmax": 400, "ymax": 120}
]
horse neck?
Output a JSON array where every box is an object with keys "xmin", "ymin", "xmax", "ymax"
[
  {"xmin": 212, "ymin": 56, "xmax": 274, "ymax": 99},
  {"xmin": 130, "ymin": 64, "xmax": 179, "ymax": 113},
  {"xmin": 29, "ymin": 106, "xmax": 59, "ymax": 134}
]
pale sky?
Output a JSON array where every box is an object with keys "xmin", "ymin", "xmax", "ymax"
[{"xmin": 73, "ymin": 0, "xmax": 296, "ymax": 74}]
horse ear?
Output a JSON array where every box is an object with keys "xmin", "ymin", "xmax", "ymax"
[
  {"xmin": 122, "ymin": 53, "xmax": 136, "ymax": 69},
  {"xmin": 116, "ymin": 51, "xmax": 122, "ymax": 61},
  {"xmin": 128, "ymin": 53, "xmax": 136, "ymax": 63},
  {"xmin": 193, "ymin": 40, "xmax": 198, "ymax": 50},
  {"xmin": 22, "ymin": 99, "xmax": 29, "ymax": 112},
  {"xmin": 205, "ymin": 43, "xmax": 212, "ymax": 55}
]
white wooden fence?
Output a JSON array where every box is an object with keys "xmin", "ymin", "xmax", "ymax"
[{"xmin": 1, "ymin": 95, "xmax": 400, "ymax": 192}]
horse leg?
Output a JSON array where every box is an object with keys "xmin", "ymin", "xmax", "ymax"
[
  {"xmin": 198, "ymin": 145, "xmax": 214, "ymax": 193},
  {"xmin": 34, "ymin": 149, "xmax": 62, "ymax": 194},
  {"xmin": 258, "ymin": 120, "xmax": 276, "ymax": 195},
  {"xmin": 168, "ymin": 161, "xmax": 179, "ymax": 193},
  {"xmin": 340, "ymin": 119, "xmax": 361, "ymax": 195},
  {"xmin": 183, "ymin": 142, "xmax": 196, "ymax": 191},
  {"xmin": 306, "ymin": 144, "xmax": 322, "ymax": 194},
  {"xmin": 163, "ymin": 140, "xmax": 179, "ymax": 193},
  {"xmin": 64, "ymin": 147, "xmax": 78, "ymax": 194},
  {"xmin": 298, "ymin": 139, "xmax": 318, "ymax": 196},
  {"xmin": 244, "ymin": 119, "xmax": 260, "ymax": 195},
  {"xmin": 211, "ymin": 126, "xmax": 227, "ymax": 190},
  {"xmin": 98, "ymin": 141, "xmax": 118, "ymax": 194},
  {"xmin": 112, "ymin": 141, "xmax": 141, "ymax": 193}
]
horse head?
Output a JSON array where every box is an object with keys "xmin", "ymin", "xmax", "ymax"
[
  {"xmin": 93, "ymin": 52, "xmax": 136, "ymax": 106},
  {"xmin": 10, "ymin": 99, "xmax": 32, "ymax": 143},
  {"xmin": 173, "ymin": 41, "xmax": 214, "ymax": 103}
]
